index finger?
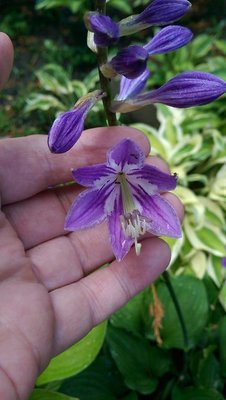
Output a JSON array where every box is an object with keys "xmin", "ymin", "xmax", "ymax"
[
  {"xmin": 0, "ymin": 127, "xmax": 150, "ymax": 205},
  {"xmin": 0, "ymin": 32, "xmax": 14, "ymax": 89}
]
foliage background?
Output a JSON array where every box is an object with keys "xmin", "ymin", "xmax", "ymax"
[{"xmin": 0, "ymin": 0, "xmax": 226, "ymax": 399}]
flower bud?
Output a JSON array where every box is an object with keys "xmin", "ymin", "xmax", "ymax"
[
  {"xmin": 48, "ymin": 90, "xmax": 105, "ymax": 153},
  {"xmin": 102, "ymin": 45, "xmax": 148, "ymax": 79},
  {"xmin": 144, "ymin": 25, "xmax": 193, "ymax": 55},
  {"xmin": 85, "ymin": 12, "xmax": 119, "ymax": 47},
  {"xmin": 111, "ymin": 72, "xmax": 226, "ymax": 112},
  {"xmin": 119, "ymin": 0, "xmax": 191, "ymax": 36}
]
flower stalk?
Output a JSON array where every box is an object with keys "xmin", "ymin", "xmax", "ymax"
[
  {"xmin": 162, "ymin": 270, "xmax": 189, "ymax": 350},
  {"xmin": 95, "ymin": 0, "xmax": 118, "ymax": 126}
]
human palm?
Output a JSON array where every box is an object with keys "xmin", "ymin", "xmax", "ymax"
[{"xmin": 0, "ymin": 33, "xmax": 183, "ymax": 399}]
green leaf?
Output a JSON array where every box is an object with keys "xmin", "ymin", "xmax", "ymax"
[
  {"xmin": 191, "ymin": 34, "xmax": 214, "ymax": 59},
  {"xmin": 107, "ymin": 327, "xmax": 160, "ymax": 394},
  {"xmin": 143, "ymin": 276, "xmax": 209, "ymax": 349},
  {"xmin": 36, "ymin": 322, "xmax": 107, "ymax": 385},
  {"xmin": 29, "ymin": 389, "xmax": 78, "ymax": 400},
  {"xmin": 110, "ymin": 291, "xmax": 144, "ymax": 334},
  {"xmin": 172, "ymin": 387, "xmax": 225, "ymax": 400},
  {"xmin": 219, "ymin": 316, "xmax": 226, "ymax": 376},
  {"xmin": 60, "ymin": 354, "xmax": 126, "ymax": 400}
]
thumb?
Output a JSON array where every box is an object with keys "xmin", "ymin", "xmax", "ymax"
[{"xmin": 0, "ymin": 32, "xmax": 14, "ymax": 89}]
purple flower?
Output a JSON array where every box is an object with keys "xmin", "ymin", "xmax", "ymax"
[
  {"xmin": 222, "ymin": 258, "xmax": 226, "ymax": 268},
  {"xmin": 48, "ymin": 90, "xmax": 104, "ymax": 153},
  {"xmin": 85, "ymin": 12, "xmax": 119, "ymax": 47},
  {"xmin": 65, "ymin": 138, "xmax": 181, "ymax": 261},
  {"xmin": 111, "ymin": 72, "xmax": 226, "ymax": 112},
  {"xmin": 119, "ymin": 0, "xmax": 191, "ymax": 36},
  {"xmin": 117, "ymin": 69, "xmax": 151, "ymax": 101},
  {"xmin": 144, "ymin": 26, "xmax": 193, "ymax": 55},
  {"xmin": 102, "ymin": 26, "xmax": 192, "ymax": 79}
]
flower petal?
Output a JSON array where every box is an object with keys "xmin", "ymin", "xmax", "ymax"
[
  {"xmin": 48, "ymin": 90, "xmax": 104, "ymax": 153},
  {"xmin": 117, "ymin": 68, "xmax": 151, "ymax": 101},
  {"xmin": 108, "ymin": 190, "xmax": 133, "ymax": 261},
  {"xmin": 136, "ymin": 71, "xmax": 226, "ymax": 108},
  {"xmin": 127, "ymin": 164, "xmax": 178, "ymax": 192},
  {"xmin": 108, "ymin": 45, "xmax": 148, "ymax": 79},
  {"xmin": 144, "ymin": 25, "xmax": 193, "ymax": 55},
  {"xmin": 86, "ymin": 12, "xmax": 119, "ymax": 47},
  {"xmin": 65, "ymin": 187, "xmax": 110, "ymax": 230},
  {"xmin": 119, "ymin": 0, "xmax": 191, "ymax": 35},
  {"xmin": 113, "ymin": 72, "xmax": 226, "ymax": 112},
  {"xmin": 72, "ymin": 164, "xmax": 116, "ymax": 187},
  {"xmin": 107, "ymin": 138, "xmax": 145, "ymax": 170},
  {"xmin": 133, "ymin": 191, "xmax": 181, "ymax": 238}
]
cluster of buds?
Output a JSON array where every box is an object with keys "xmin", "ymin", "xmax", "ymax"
[{"xmin": 48, "ymin": 0, "xmax": 226, "ymax": 153}]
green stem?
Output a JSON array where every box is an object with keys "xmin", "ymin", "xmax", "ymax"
[
  {"xmin": 95, "ymin": 0, "xmax": 118, "ymax": 126},
  {"xmin": 162, "ymin": 270, "xmax": 189, "ymax": 350}
]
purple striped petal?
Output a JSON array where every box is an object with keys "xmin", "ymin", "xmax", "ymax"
[
  {"xmin": 113, "ymin": 72, "xmax": 226, "ymax": 112},
  {"xmin": 107, "ymin": 138, "xmax": 145, "ymax": 169},
  {"xmin": 108, "ymin": 191, "xmax": 133, "ymax": 261},
  {"xmin": 117, "ymin": 69, "xmax": 151, "ymax": 101},
  {"xmin": 48, "ymin": 91, "xmax": 104, "ymax": 153},
  {"xmin": 72, "ymin": 164, "xmax": 115, "ymax": 187},
  {"xmin": 140, "ymin": 71, "xmax": 226, "ymax": 108},
  {"xmin": 109, "ymin": 45, "xmax": 148, "ymax": 79},
  {"xmin": 87, "ymin": 12, "xmax": 119, "ymax": 47},
  {"xmin": 135, "ymin": 0, "xmax": 191, "ymax": 26},
  {"xmin": 133, "ymin": 190, "xmax": 181, "ymax": 238},
  {"xmin": 119, "ymin": 0, "xmax": 191, "ymax": 35},
  {"xmin": 127, "ymin": 165, "xmax": 178, "ymax": 191},
  {"xmin": 144, "ymin": 26, "xmax": 193, "ymax": 55},
  {"xmin": 65, "ymin": 187, "xmax": 110, "ymax": 230}
]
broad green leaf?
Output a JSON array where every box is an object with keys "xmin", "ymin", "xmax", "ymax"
[
  {"xmin": 110, "ymin": 291, "xmax": 144, "ymax": 334},
  {"xmin": 195, "ymin": 353, "xmax": 221, "ymax": 390},
  {"xmin": 25, "ymin": 94, "xmax": 65, "ymax": 112},
  {"xmin": 107, "ymin": 327, "xmax": 160, "ymax": 394},
  {"xmin": 37, "ymin": 322, "xmax": 107, "ymax": 385},
  {"xmin": 219, "ymin": 316, "xmax": 226, "ymax": 376},
  {"xmin": 29, "ymin": 389, "xmax": 78, "ymax": 400},
  {"xmin": 60, "ymin": 354, "xmax": 126, "ymax": 400},
  {"xmin": 144, "ymin": 275, "xmax": 209, "ymax": 349},
  {"xmin": 184, "ymin": 219, "xmax": 226, "ymax": 256},
  {"xmin": 172, "ymin": 387, "xmax": 225, "ymax": 400}
]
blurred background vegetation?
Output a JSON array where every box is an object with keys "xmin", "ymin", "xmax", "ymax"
[{"xmin": 0, "ymin": 0, "xmax": 226, "ymax": 399}]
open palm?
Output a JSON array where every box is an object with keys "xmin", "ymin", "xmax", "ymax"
[{"xmin": 0, "ymin": 33, "xmax": 183, "ymax": 400}]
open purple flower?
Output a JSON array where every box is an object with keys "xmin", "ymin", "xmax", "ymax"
[
  {"xmin": 112, "ymin": 71, "xmax": 226, "ymax": 112},
  {"xmin": 101, "ymin": 26, "xmax": 192, "ymax": 79},
  {"xmin": 48, "ymin": 90, "xmax": 104, "ymax": 153},
  {"xmin": 65, "ymin": 138, "xmax": 181, "ymax": 261},
  {"xmin": 119, "ymin": 0, "xmax": 191, "ymax": 36}
]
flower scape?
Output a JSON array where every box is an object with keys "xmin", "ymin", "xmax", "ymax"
[{"xmin": 47, "ymin": 0, "xmax": 226, "ymax": 260}]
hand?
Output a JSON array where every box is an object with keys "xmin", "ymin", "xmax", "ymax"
[{"xmin": 0, "ymin": 33, "xmax": 184, "ymax": 400}]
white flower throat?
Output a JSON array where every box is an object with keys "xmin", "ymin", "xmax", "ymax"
[{"xmin": 117, "ymin": 172, "xmax": 148, "ymax": 256}]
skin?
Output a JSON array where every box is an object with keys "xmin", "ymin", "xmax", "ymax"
[{"xmin": 0, "ymin": 32, "xmax": 184, "ymax": 399}]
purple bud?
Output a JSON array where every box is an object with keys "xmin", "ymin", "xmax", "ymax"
[
  {"xmin": 48, "ymin": 91, "xmax": 104, "ymax": 153},
  {"xmin": 222, "ymin": 258, "xmax": 226, "ymax": 268},
  {"xmin": 144, "ymin": 25, "xmax": 193, "ymax": 55},
  {"xmin": 85, "ymin": 12, "xmax": 119, "ymax": 47},
  {"xmin": 137, "ymin": 0, "xmax": 191, "ymax": 25},
  {"xmin": 119, "ymin": 0, "xmax": 191, "ymax": 36},
  {"xmin": 117, "ymin": 69, "xmax": 151, "ymax": 101},
  {"xmin": 111, "ymin": 72, "xmax": 226, "ymax": 113},
  {"xmin": 108, "ymin": 45, "xmax": 149, "ymax": 79},
  {"xmin": 143, "ymin": 71, "xmax": 226, "ymax": 108}
]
